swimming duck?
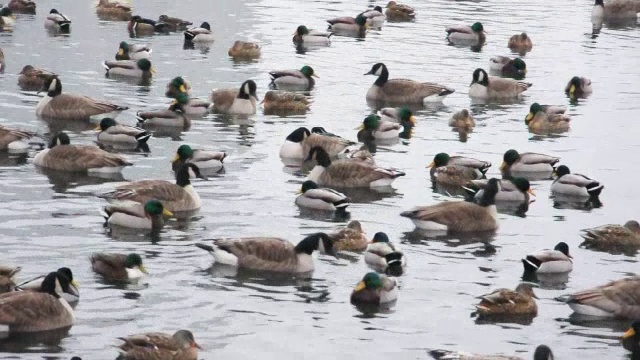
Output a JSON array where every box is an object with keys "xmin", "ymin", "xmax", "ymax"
[
  {"xmin": 331, "ymin": 221, "xmax": 368, "ymax": 251},
  {"xmin": 280, "ymin": 127, "xmax": 354, "ymax": 159},
  {"xmin": 580, "ymin": 220, "xmax": 640, "ymax": 251},
  {"xmin": 262, "ymin": 90, "xmax": 311, "ymax": 115},
  {"xmin": 359, "ymin": 6, "xmax": 385, "ymax": 28},
  {"xmin": 210, "ymin": 80, "xmax": 258, "ymax": 115},
  {"xmin": 15, "ymin": 267, "xmax": 79, "ymax": 305},
  {"xmin": 551, "ymin": 165, "xmax": 603, "ymax": 198},
  {"xmin": 295, "ymin": 180, "xmax": 350, "ymax": 212},
  {"xmin": 36, "ymin": 77, "xmax": 129, "ymax": 120},
  {"xmin": 307, "ymin": 147, "xmax": 405, "ymax": 188},
  {"xmin": 165, "ymin": 76, "xmax": 191, "ymax": 98},
  {"xmin": 522, "ymin": 242, "xmax": 573, "ymax": 274},
  {"xmin": 0, "ymin": 124, "xmax": 37, "ymax": 153},
  {"xmin": 428, "ymin": 153, "xmax": 491, "ymax": 177},
  {"xmin": 448, "ymin": 109, "xmax": 475, "ymax": 130},
  {"xmin": 0, "ymin": 8, "xmax": 15, "ymax": 30},
  {"xmin": 184, "ymin": 22, "xmax": 214, "ymax": 42},
  {"xmin": 33, "ymin": 132, "xmax": 132, "ymax": 173},
  {"xmin": 592, "ymin": 0, "xmax": 640, "ymax": 20},
  {"xmin": 351, "ymin": 272, "xmax": 398, "ymax": 306},
  {"xmin": 558, "ymin": 275, "xmax": 640, "ymax": 318},
  {"xmin": 18, "ymin": 65, "xmax": 58, "ymax": 91},
  {"xmin": 401, "ymin": 178, "xmax": 500, "ymax": 232},
  {"xmin": 96, "ymin": 117, "xmax": 151, "ymax": 148},
  {"xmin": 327, "ymin": 14, "xmax": 368, "ymax": 36},
  {"xmin": 195, "ymin": 233, "xmax": 338, "ymax": 273},
  {"xmin": 128, "ymin": 15, "xmax": 170, "ymax": 36},
  {"xmin": 96, "ymin": 0, "xmax": 132, "ymax": 21},
  {"xmin": 269, "ymin": 66, "xmax": 317, "ymax": 90},
  {"xmin": 565, "ymin": 76, "xmax": 592, "ymax": 98},
  {"xmin": 163, "ymin": 79, "xmax": 209, "ymax": 117},
  {"xmin": 358, "ymin": 114, "xmax": 407, "ymax": 141},
  {"xmin": 292, "ymin": 25, "xmax": 332, "ymax": 46},
  {"xmin": 431, "ymin": 165, "xmax": 485, "ymax": 187},
  {"xmin": 525, "ymin": 103, "xmax": 567, "ymax": 118},
  {"xmin": 475, "ymin": 283, "xmax": 538, "ymax": 317},
  {"xmin": 385, "ymin": 1, "xmax": 415, "ymax": 22},
  {"xmin": 378, "ymin": 107, "xmax": 414, "ymax": 125},
  {"xmin": 500, "ymin": 149, "xmax": 559, "ymax": 174},
  {"xmin": 0, "ymin": 265, "xmax": 20, "ymax": 293},
  {"xmin": 7, "ymin": 0, "xmax": 35, "ymax": 14},
  {"xmin": 430, "ymin": 345, "xmax": 553, "ymax": 360},
  {"xmin": 44, "ymin": 9, "xmax": 71, "ymax": 32},
  {"xmin": 525, "ymin": 102, "xmax": 570, "ymax": 132},
  {"xmin": 364, "ymin": 232, "xmax": 406, "ymax": 276},
  {"xmin": 469, "ymin": 68, "xmax": 532, "ymax": 100},
  {"xmin": 508, "ymin": 32, "xmax": 533, "ymax": 54},
  {"xmin": 489, "ymin": 56, "xmax": 527, "ymax": 78},
  {"xmin": 157, "ymin": 14, "xmax": 192, "ymax": 32},
  {"xmin": 136, "ymin": 107, "xmax": 190, "ymax": 128},
  {"xmin": 103, "ymin": 200, "xmax": 173, "ymax": 231},
  {"xmin": 446, "ymin": 22, "xmax": 486, "ymax": 46},
  {"xmin": 171, "ymin": 144, "xmax": 226, "ymax": 172},
  {"xmin": 91, "ymin": 253, "xmax": 148, "ymax": 283},
  {"xmin": 366, "ymin": 63, "xmax": 454, "ymax": 104},
  {"xmin": 622, "ymin": 321, "xmax": 640, "ymax": 354},
  {"xmin": 228, "ymin": 40, "xmax": 261, "ymax": 60},
  {"xmin": 466, "ymin": 177, "xmax": 535, "ymax": 203},
  {"xmin": 117, "ymin": 330, "xmax": 201, "ymax": 360},
  {"xmin": 102, "ymin": 58, "xmax": 154, "ymax": 79},
  {"xmin": 115, "ymin": 41, "xmax": 151, "ymax": 61}
]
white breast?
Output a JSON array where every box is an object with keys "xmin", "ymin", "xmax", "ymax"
[
  {"xmin": 295, "ymin": 253, "xmax": 315, "ymax": 273},
  {"xmin": 108, "ymin": 213, "xmax": 152, "ymax": 229},
  {"xmin": 184, "ymin": 184, "xmax": 201, "ymax": 209},
  {"xmin": 32, "ymin": 148, "xmax": 50, "ymax": 167},
  {"xmin": 279, "ymin": 140, "xmax": 304, "ymax": 159},
  {"xmin": 307, "ymin": 166, "xmax": 325, "ymax": 183},
  {"xmin": 36, "ymin": 96, "xmax": 53, "ymax": 115},
  {"xmin": 468, "ymin": 84, "xmax": 488, "ymax": 99},
  {"xmin": 537, "ymin": 260, "xmax": 573, "ymax": 273}
]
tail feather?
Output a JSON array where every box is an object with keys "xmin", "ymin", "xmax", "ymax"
[{"xmin": 195, "ymin": 243, "xmax": 214, "ymax": 252}]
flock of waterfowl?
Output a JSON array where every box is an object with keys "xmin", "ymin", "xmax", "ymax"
[{"xmin": 0, "ymin": 0, "xmax": 640, "ymax": 358}]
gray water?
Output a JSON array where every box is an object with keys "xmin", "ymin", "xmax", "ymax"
[{"xmin": 0, "ymin": 0, "xmax": 639, "ymax": 358}]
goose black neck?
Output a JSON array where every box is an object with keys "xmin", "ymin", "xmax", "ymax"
[{"xmin": 374, "ymin": 66, "xmax": 389, "ymax": 87}]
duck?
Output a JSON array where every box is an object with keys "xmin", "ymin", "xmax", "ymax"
[
  {"xmin": 0, "ymin": 124, "xmax": 37, "ymax": 153},
  {"xmin": 262, "ymin": 90, "xmax": 311, "ymax": 115},
  {"xmin": 269, "ymin": 65, "xmax": 317, "ymax": 90},
  {"xmin": 195, "ymin": 233, "xmax": 338, "ymax": 273},
  {"xmin": 446, "ymin": 22, "xmax": 486, "ymax": 46},
  {"xmin": 557, "ymin": 275, "xmax": 640, "ymax": 318},
  {"xmin": 128, "ymin": 15, "xmax": 171, "ymax": 36},
  {"xmin": 171, "ymin": 144, "xmax": 226, "ymax": 172},
  {"xmin": 44, "ymin": 9, "xmax": 71, "ymax": 32},
  {"xmin": 183, "ymin": 22, "xmax": 214, "ymax": 42},
  {"xmin": 327, "ymin": 14, "xmax": 368, "ymax": 37},
  {"xmin": 565, "ymin": 76, "xmax": 592, "ymax": 98},
  {"xmin": 164, "ymin": 79, "xmax": 210, "ymax": 117},
  {"xmin": 525, "ymin": 102, "xmax": 571, "ymax": 132},
  {"xmin": 351, "ymin": 272, "xmax": 398, "ymax": 306},
  {"xmin": 338, "ymin": 145, "xmax": 375, "ymax": 164},
  {"xmin": 466, "ymin": 177, "xmax": 535, "ymax": 203},
  {"xmin": 210, "ymin": 80, "xmax": 258, "ymax": 115},
  {"xmin": 18, "ymin": 65, "xmax": 58, "ymax": 91},
  {"xmin": 358, "ymin": 114, "xmax": 407, "ymax": 141},
  {"xmin": 307, "ymin": 147, "xmax": 405, "ymax": 188},
  {"xmin": 622, "ymin": 321, "xmax": 640, "ymax": 354},
  {"xmin": 508, "ymin": 32, "xmax": 533, "ymax": 54},
  {"xmin": 0, "ymin": 8, "xmax": 15, "ymax": 30},
  {"xmin": 551, "ymin": 165, "xmax": 604, "ymax": 198},
  {"xmin": 0, "ymin": 48, "xmax": 4, "ymax": 72},
  {"xmin": 0, "ymin": 271, "xmax": 74, "ymax": 333},
  {"xmin": 331, "ymin": 221, "xmax": 368, "ymax": 251},
  {"xmin": 431, "ymin": 164, "xmax": 485, "ymax": 187},
  {"xmin": 475, "ymin": 283, "xmax": 538, "ymax": 317},
  {"xmin": 448, "ymin": 109, "xmax": 475, "ymax": 130},
  {"xmin": 115, "ymin": 41, "xmax": 151, "ymax": 61},
  {"xmin": 580, "ymin": 220, "xmax": 640, "ymax": 251},
  {"xmin": 33, "ymin": 132, "xmax": 132, "ymax": 173},
  {"xmin": 365, "ymin": 63, "xmax": 454, "ymax": 104},
  {"xmin": 378, "ymin": 107, "xmax": 414, "ymax": 125},
  {"xmin": 489, "ymin": 56, "xmax": 527, "ymax": 78},
  {"xmin": 157, "ymin": 14, "xmax": 192, "ymax": 32},
  {"xmin": 96, "ymin": 0, "xmax": 132, "ymax": 21},
  {"xmin": 592, "ymin": 0, "xmax": 640, "ymax": 20},
  {"xmin": 469, "ymin": 68, "xmax": 532, "ymax": 100},
  {"xmin": 500, "ymin": 149, "xmax": 559, "ymax": 174},
  {"xmin": 428, "ymin": 153, "xmax": 491, "ymax": 177},
  {"xmin": 401, "ymin": 178, "xmax": 500, "ymax": 232},
  {"xmin": 430, "ymin": 345, "xmax": 553, "ymax": 360},
  {"xmin": 136, "ymin": 107, "xmax": 190, "ymax": 128},
  {"xmin": 292, "ymin": 25, "xmax": 332, "ymax": 46},
  {"xmin": 385, "ymin": 1, "xmax": 415, "ymax": 22},
  {"xmin": 228, "ymin": 40, "xmax": 260, "ymax": 60},
  {"xmin": 96, "ymin": 117, "xmax": 151, "ymax": 149},
  {"xmin": 15, "ymin": 267, "xmax": 79, "ymax": 305},
  {"xmin": 359, "ymin": 6, "xmax": 385, "ymax": 28},
  {"xmin": 91, "ymin": 253, "xmax": 148, "ymax": 283},
  {"xmin": 102, "ymin": 58, "xmax": 154, "ymax": 79},
  {"xmin": 0, "ymin": 265, "xmax": 20, "ymax": 293},
  {"xmin": 522, "ymin": 242, "xmax": 573, "ymax": 274},
  {"xmin": 7, "ymin": 0, "xmax": 35, "ymax": 14},
  {"xmin": 103, "ymin": 200, "xmax": 173, "ymax": 231},
  {"xmin": 36, "ymin": 77, "xmax": 129, "ymax": 120},
  {"xmin": 100, "ymin": 163, "xmax": 204, "ymax": 213},
  {"xmin": 295, "ymin": 180, "xmax": 350, "ymax": 212},
  {"xmin": 279, "ymin": 127, "xmax": 354, "ymax": 160},
  {"xmin": 165, "ymin": 76, "xmax": 191, "ymax": 98},
  {"xmin": 365, "ymin": 232, "xmax": 406, "ymax": 276},
  {"xmin": 525, "ymin": 103, "xmax": 567, "ymax": 118},
  {"xmin": 117, "ymin": 330, "xmax": 201, "ymax": 360}
]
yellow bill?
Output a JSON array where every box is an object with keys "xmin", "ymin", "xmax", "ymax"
[
  {"xmin": 354, "ymin": 281, "xmax": 366, "ymax": 292},
  {"xmin": 569, "ymin": 84, "xmax": 576, "ymax": 94},
  {"xmin": 117, "ymin": 49, "xmax": 124, "ymax": 56},
  {"xmin": 94, "ymin": 125, "xmax": 102, "ymax": 131},
  {"xmin": 179, "ymin": 85, "xmax": 186, "ymax": 92},
  {"xmin": 150, "ymin": 67, "xmax": 156, "ymax": 75},
  {"xmin": 162, "ymin": 208, "xmax": 174, "ymax": 217},
  {"xmin": 312, "ymin": 73, "xmax": 319, "ymax": 78},
  {"xmin": 71, "ymin": 280, "xmax": 79, "ymax": 287},
  {"xmin": 139, "ymin": 265, "xmax": 149, "ymax": 274},
  {"xmin": 499, "ymin": 162, "xmax": 507, "ymax": 171},
  {"xmin": 409, "ymin": 115, "xmax": 416, "ymax": 125},
  {"xmin": 427, "ymin": 161, "xmax": 435, "ymax": 168},
  {"xmin": 623, "ymin": 328, "xmax": 636, "ymax": 339},
  {"xmin": 527, "ymin": 189, "xmax": 536, "ymax": 196},
  {"xmin": 525, "ymin": 112, "xmax": 534, "ymax": 122},
  {"xmin": 171, "ymin": 154, "xmax": 180, "ymax": 163}
]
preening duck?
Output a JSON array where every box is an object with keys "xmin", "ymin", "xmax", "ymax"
[
  {"xmin": 489, "ymin": 56, "xmax": 527, "ymax": 78},
  {"xmin": 330, "ymin": 221, "xmax": 367, "ymax": 251},
  {"xmin": 364, "ymin": 232, "xmax": 406, "ymax": 276},
  {"xmin": 508, "ymin": 32, "xmax": 533, "ymax": 54},
  {"xmin": 0, "ymin": 265, "xmax": 20, "ymax": 293},
  {"xmin": 0, "ymin": 124, "xmax": 37, "ymax": 153},
  {"xmin": 565, "ymin": 76, "xmax": 592, "ymax": 98},
  {"xmin": 115, "ymin": 41, "xmax": 151, "ymax": 61},
  {"xmin": 522, "ymin": 242, "xmax": 573, "ymax": 274},
  {"xmin": 44, "ymin": 9, "xmax": 71, "ymax": 32},
  {"xmin": 18, "ymin": 65, "xmax": 58, "ymax": 91},
  {"xmin": 184, "ymin": 22, "xmax": 214, "ymax": 42}
]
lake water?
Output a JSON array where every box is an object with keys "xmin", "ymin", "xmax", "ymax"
[{"xmin": 0, "ymin": 0, "xmax": 639, "ymax": 358}]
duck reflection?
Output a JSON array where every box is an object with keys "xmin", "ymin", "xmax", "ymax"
[
  {"xmin": 0, "ymin": 326, "xmax": 71, "ymax": 352},
  {"xmin": 36, "ymin": 167, "xmax": 125, "ymax": 194}
]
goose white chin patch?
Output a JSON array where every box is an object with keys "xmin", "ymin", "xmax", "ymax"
[
  {"xmin": 49, "ymin": 78, "xmax": 58, "ymax": 92},
  {"xmin": 374, "ymin": 67, "xmax": 382, "ymax": 76},
  {"xmin": 243, "ymin": 82, "xmax": 250, "ymax": 95},
  {"xmin": 477, "ymin": 71, "xmax": 485, "ymax": 82}
]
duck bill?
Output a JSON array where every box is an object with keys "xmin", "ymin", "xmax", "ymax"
[
  {"xmin": 170, "ymin": 154, "xmax": 180, "ymax": 163},
  {"xmin": 259, "ymin": 98, "xmax": 265, "ymax": 104},
  {"xmin": 193, "ymin": 341, "xmax": 203, "ymax": 349},
  {"xmin": 312, "ymin": 73, "xmax": 319, "ymax": 78},
  {"xmin": 353, "ymin": 281, "xmax": 366, "ymax": 292},
  {"xmin": 527, "ymin": 189, "xmax": 536, "ymax": 196},
  {"xmin": 139, "ymin": 265, "xmax": 149, "ymax": 274},
  {"xmin": 409, "ymin": 115, "xmax": 416, "ymax": 125},
  {"xmin": 623, "ymin": 328, "xmax": 636, "ymax": 339},
  {"xmin": 117, "ymin": 49, "xmax": 124, "ymax": 56},
  {"xmin": 427, "ymin": 161, "xmax": 435, "ymax": 168},
  {"xmin": 71, "ymin": 280, "xmax": 79, "ymax": 287},
  {"xmin": 569, "ymin": 84, "xmax": 576, "ymax": 95},
  {"xmin": 525, "ymin": 113, "xmax": 534, "ymax": 122},
  {"xmin": 296, "ymin": 189, "xmax": 302, "ymax": 194},
  {"xmin": 499, "ymin": 162, "xmax": 506, "ymax": 171},
  {"xmin": 94, "ymin": 125, "xmax": 102, "ymax": 131},
  {"xmin": 162, "ymin": 208, "xmax": 174, "ymax": 217},
  {"xmin": 355, "ymin": 124, "xmax": 365, "ymax": 130},
  {"xmin": 179, "ymin": 85, "xmax": 186, "ymax": 93},
  {"xmin": 150, "ymin": 67, "xmax": 156, "ymax": 75}
]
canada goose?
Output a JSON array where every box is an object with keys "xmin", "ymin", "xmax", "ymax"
[
  {"xmin": 44, "ymin": 9, "xmax": 71, "ymax": 32},
  {"xmin": 136, "ymin": 107, "xmax": 190, "ymax": 128},
  {"xmin": 269, "ymin": 66, "xmax": 317, "ymax": 90},
  {"xmin": 157, "ymin": 14, "xmax": 192, "ymax": 32},
  {"xmin": 0, "ymin": 271, "xmax": 73, "ymax": 333},
  {"xmin": 364, "ymin": 232, "xmax": 406, "ymax": 276},
  {"xmin": 351, "ymin": 272, "xmax": 398, "ymax": 305},
  {"xmin": 7, "ymin": 0, "xmax": 35, "ymax": 14},
  {"xmin": 115, "ymin": 41, "xmax": 151, "ymax": 61},
  {"xmin": 446, "ymin": 22, "xmax": 486, "ymax": 45},
  {"xmin": 475, "ymin": 283, "xmax": 538, "ymax": 317},
  {"xmin": 295, "ymin": 180, "xmax": 350, "ymax": 212},
  {"xmin": 622, "ymin": 321, "xmax": 640, "ymax": 354},
  {"xmin": 385, "ymin": 1, "xmax": 415, "ymax": 22},
  {"xmin": 307, "ymin": 147, "xmax": 405, "ymax": 188},
  {"xmin": 117, "ymin": 330, "xmax": 201, "ymax": 360},
  {"xmin": 557, "ymin": 275, "xmax": 640, "ymax": 318},
  {"xmin": 96, "ymin": 117, "xmax": 151, "ymax": 148},
  {"xmin": 128, "ymin": 15, "xmax": 170, "ymax": 36},
  {"xmin": 525, "ymin": 102, "xmax": 570, "ymax": 132},
  {"xmin": 210, "ymin": 80, "xmax": 258, "ymax": 115},
  {"xmin": 228, "ymin": 40, "xmax": 260, "ymax": 59},
  {"xmin": 18, "ymin": 65, "xmax": 58, "ymax": 91},
  {"xmin": 327, "ymin": 14, "xmax": 368, "ymax": 36},
  {"xmin": 279, "ymin": 127, "xmax": 353, "ymax": 160},
  {"xmin": 489, "ymin": 56, "xmax": 527, "ymax": 78},
  {"xmin": 500, "ymin": 149, "xmax": 559, "ymax": 174},
  {"xmin": 580, "ymin": 220, "xmax": 640, "ymax": 251},
  {"xmin": 100, "ymin": 163, "xmax": 204, "ymax": 213},
  {"xmin": 430, "ymin": 345, "xmax": 553, "ymax": 360},
  {"xmin": 184, "ymin": 22, "xmax": 214, "ymax": 42},
  {"xmin": 171, "ymin": 144, "xmax": 226, "ymax": 172},
  {"xmin": 16, "ymin": 267, "xmax": 79, "ymax": 305},
  {"xmin": 36, "ymin": 77, "xmax": 129, "ymax": 120},
  {"xmin": 0, "ymin": 124, "xmax": 37, "ymax": 153},
  {"xmin": 508, "ymin": 32, "xmax": 533, "ymax": 54},
  {"xmin": 195, "ymin": 233, "xmax": 338, "ymax": 273},
  {"xmin": 33, "ymin": 132, "xmax": 132, "ymax": 173},
  {"xmin": 0, "ymin": 265, "xmax": 20, "ymax": 293},
  {"xmin": 551, "ymin": 165, "xmax": 604, "ymax": 198},
  {"xmin": 358, "ymin": 114, "xmax": 407, "ymax": 141},
  {"xmin": 0, "ymin": 8, "xmax": 15, "ymax": 30},
  {"xmin": 592, "ymin": 0, "xmax": 640, "ymax": 20},
  {"xmin": 522, "ymin": 242, "xmax": 573, "ymax": 274},
  {"xmin": 401, "ymin": 178, "xmax": 500, "ymax": 232},
  {"xmin": 469, "ymin": 68, "xmax": 532, "ymax": 100},
  {"xmin": 292, "ymin": 25, "xmax": 332, "ymax": 46},
  {"xmin": 91, "ymin": 253, "xmax": 148, "ymax": 282},
  {"xmin": 104, "ymin": 199, "xmax": 173, "ymax": 231},
  {"xmin": 359, "ymin": 6, "xmax": 385, "ymax": 28},
  {"xmin": 365, "ymin": 63, "xmax": 454, "ymax": 104},
  {"xmin": 428, "ymin": 153, "xmax": 491, "ymax": 176},
  {"xmin": 102, "ymin": 58, "xmax": 154, "ymax": 79},
  {"xmin": 96, "ymin": 0, "xmax": 132, "ymax": 21},
  {"xmin": 466, "ymin": 177, "xmax": 535, "ymax": 203},
  {"xmin": 448, "ymin": 109, "xmax": 475, "ymax": 130},
  {"xmin": 330, "ymin": 221, "xmax": 368, "ymax": 251},
  {"xmin": 262, "ymin": 90, "xmax": 311, "ymax": 115},
  {"xmin": 565, "ymin": 76, "xmax": 592, "ymax": 98}
]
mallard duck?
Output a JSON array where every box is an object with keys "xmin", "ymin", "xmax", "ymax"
[
  {"xmin": 385, "ymin": 1, "xmax": 415, "ymax": 22},
  {"xmin": 103, "ymin": 200, "xmax": 172, "ymax": 231},
  {"xmin": 16, "ymin": 267, "xmax": 79, "ymax": 305},
  {"xmin": 117, "ymin": 330, "xmax": 201, "ymax": 360},
  {"xmin": 96, "ymin": 117, "xmax": 151, "ymax": 148},
  {"xmin": 431, "ymin": 165, "xmax": 485, "ymax": 187},
  {"xmin": 183, "ymin": 22, "xmax": 214, "ymax": 42},
  {"xmin": 508, "ymin": 32, "xmax": 533, "ymax": 53},
  {"xmin": 500, "ymin": 149, "xmax": 559, "ymax": 173},
  {"xmin": 0, "ymin": 8, "xmax": 15, "ymax": 30},
  {"xmin": 466, "ymin": 177, "xmax": 535, "ymax": 203},
  {"xmin": 446, "ymin": 22, "xmax": 486, "ymax": 45},
  {"xmin": 331, "ymin": 221, "xmax": 367, "ymax": 251},
  {"xmin": 91, "ymin": 253, "xmax": 148, "ymax": 282},
  {"xmin": 115, "ymin": 41, "xmax": 151, "ymax": 61},
  {"xmin": 34, "ymin": 132, "xmax": 132, "ymax": 173},
  {"xmin": 489, "ymin": 56, "xmax": 527, "ymax": 78},
  {"xmin": 157, "ymin": 15, "xmax": 192, "ymax": 32},
  {"xmin": 100, "ymin": 163, "xmax": 204, "ymax": 213},
  {"xmin": 292, "ymin": 25, "xmax": 332, "ymax": 46},
  {"xmin": 7, "ymin": 0, "xmax": 35, "ymax": 14},
  {"xmin": 195, "ymin": 233, "xmax": 338, "ymax": 273},
  {"xmin": 163, "ymin": 81, "xmax": 209, "ymax": 117},
  {"xmin": 525, "ymin": 103, "xmax": 570, "ymax": 132},
  {"xmin": 475, "ymin": 283, "xmax": 537, "ymax": 317},
  {"xmin": 128, "ymin": 15, "xmax": 170, "ymax": 36},
  {"xmin": 428, "ymin": 153, "xmax": 491, "ymax": 177},
  {"xmin": 295, "ymin": 180, "xmax": 350, "ymax": 212},
  {"xmin": 102, "ymin": 58, "xmax": 154, "ymax": 79},
  {"xmin": 0, "ymin": 124, "xmax": 36, "ymax": 152},
  {"xmin": 580, "ymin": 220, "xmax": 640, "ymax": 251},
  {"xmin": 378, "ymin": 107, "xmax": 414, "ymax": 124},
  {"xmin": 228, "ymin": 40, "xmax": 260, "ymax": 59},
  {"xmin": 136, "ymin": 107, "xmax": 190, "ymax": 128},
  {"xmin": 96, "ymin": 0, "xmax": 132, "ymax": 21},
  {"xmin": 165, "ymin": 76, "xmax": 191, "ymax": 98},
  {"xmin": 565, "ymin": 76, "xmax": 592, "ymax": 98},
  {"xmin": 522, "ymin": 242, "xmax": 573, "ymax": 274},
  {"xmin": 351, "ymin": 272, "xmax": 398, "ymax": 305},
  {"xmin": 525, "ymin": 103, "xmax": 567, "ymax": 118},
  {"xmin": 359, "ymin": 6, "xmax": 385, "ymax": 28},
  {"xmin": 358, "ymin": 114, "xmax": 407, "ymax": 141},
  {"xmin": 307, "ymin": 147, "xmax": 405, "ymax": 188},
  {"xmin": 269, "ymin": 66, "xmax": 317, "ymax": 90},
  {"xmin": 327, "ymin": 14, "xmax": 367, "ymax": 36},
  {"xmin": 36, "ymin": 77, "xmax": 129, "ymax": 120},
  {"xmin": 338, "ymin": 145, "xmax": 375, "ymax": 164},
  {"xmin": 469, "ymin": 68, "xmax": 532, "ymax": 100},
  {"xmin": 0, "ymin": 266, "xmax": 20, "ymax": 293},
  {"xmin": 401, "ymin": 178, "xmax": 500, "ymax": 232},
  {"xmin": 622, "ymin": 321, "xmax": 640, "ymax": 354},
  {"xmin": 171, "ymin": 144, "xmax": 226, "ymax": 172},
  {"xmin": 0, "ymin": 272, "xmax": 73, "ymax": 333},
  {"xmin": 448, "ymin": 109, "xmax": 475, "ymax": 130},
  {"xmin": 551, "ymin": 165, "xmax": 603, "ymax": 198},
  {"xmin": 262, "ymin": 90, "xmax": 310, "ymax": 115},
  {"xmin": 430, "ymin": 345, "xmax": 553, "ymax": 360},
  {"xmin": 279, "ymin": 127, "xmax": 353, "ymax": 160},
  {"xmin": 593, "ymin": 0, "xmax": 640, "ymax": 20},
  {"xmin": 210, "ymin": 80, "xmax": 258, "ymax": 115},
  {"xmin": 44, "ymin": 9, "xmax": 71, "ymax": 32},
  {"xmin": 365, "ymin": 63, "xmax": 454, "ymax": 104},
  {"xmin": 364, "ymin": 232, "xmax": 406, "ymax": 276},
  {"xmin": 18, "ymin": 65, "xmax": 57, "ymax": 91},
  {"xmin": 558, "ymin": 275, "xmax": 640, "ymax": 318}
]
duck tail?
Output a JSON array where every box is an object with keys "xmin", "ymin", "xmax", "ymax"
[
  {"xmin": 183, "ymin": 30, "xmax": 196, "ymax": 41},
  {"xmin": 521, "ymin": 255, "xmax": 541, "ymax": 273},
  {"xmin": 586, "ymin": 182, "xmax": 604, "ymax": 197},
  {"xmin": 135, "ymin": 111, "xmax": 146, "ymax": 124},
  {"xmin": 399, "ymin": 209, "xmax": 417, "ymax": 218},
  {"xmin": 195, "ymin": 243, "xmax": 215, "ymax": 252},
  {"xmin": 134, "ymin": 131, "xmax": 152, "ymax": 145},
  {"xmin": 385, "ymin": 252, "xmax": 404, "ymax": 276},
  {"xmin": 333, "ymin": 197, "xmax": 351, "ymax": 209}
]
